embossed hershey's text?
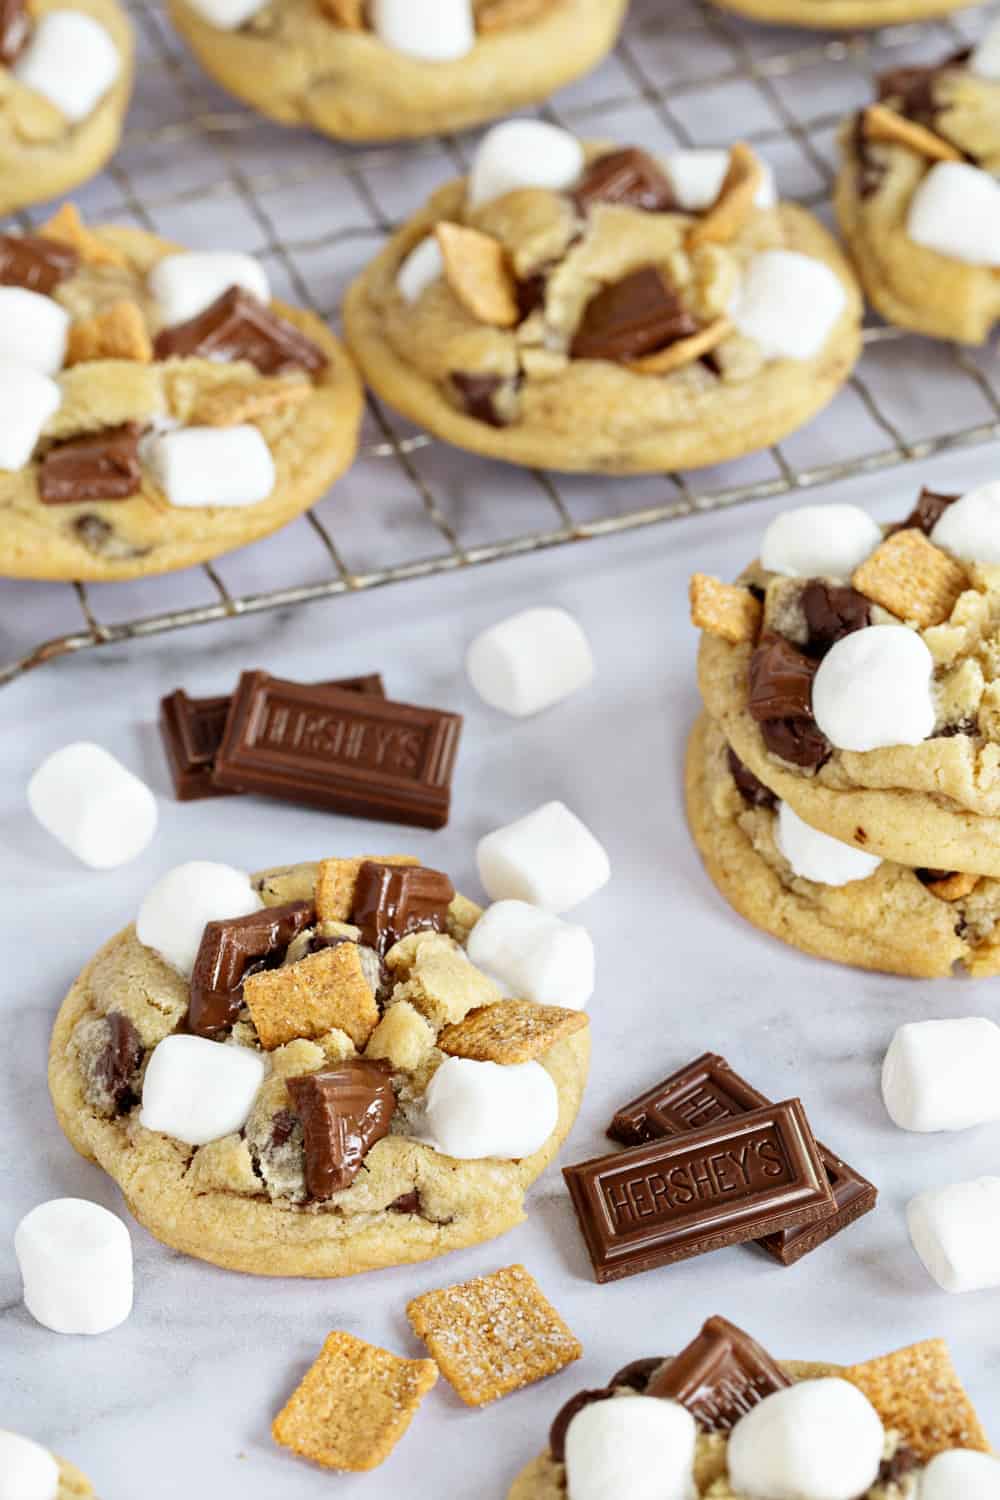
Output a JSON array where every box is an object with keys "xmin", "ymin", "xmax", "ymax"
[
  {"xmin": 259, "ymin": 698, "xmax": 428, "ymax": 778},
  {"xmin": 601, "ymin": 1128, "xmax": 792, "ymax": 1229}
]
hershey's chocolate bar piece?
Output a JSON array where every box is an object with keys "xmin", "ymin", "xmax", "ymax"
[
  {"xmin": 748, "ymin": 633, "xmax": 830, "ymax": 771},
  {"xmin": 351, "ymin": 859, "xmax": 454, "ymax": 955},
  {"xmin": 646, "ymin": 1315, "xmax": 790, "ymax": 1429},
  {"xmin": 563, "ymin": 1099, "xmax": 834, "ymax": 1283},
  {"xmin": 0, "ymin": 230, "xmax": 77, "ymax": 292},
  {"xmin": 38, "ymin": 425, "xmax": 143, "ymax": 505},
  {"xmin": 153, "ymin": 286, "xmax": 326, "ymax": 375},
  {"xmin": 571, "ymin": 267, "xmax": 698, "ymax": 363},
  {"xmin": 188, "ymin": 901, "xmax": 314, "ymax": 1037},
  {"xmin": 159, "ymin": 675, "xmax": 385, "ymax": 802},
  {"xmin": 287, "ymin": 1059, "xmax": 395, "ymax": 1198},
  {"xmin": 574, "ymin": 148, "xmax": 676, "ymax": 214},
  {"xmin": 212, "ymin": 672, "xmax": 462, "ymax": 830}
]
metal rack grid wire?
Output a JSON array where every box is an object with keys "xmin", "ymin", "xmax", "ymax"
[{"xmin": 3, "ymin": 0, "xmax": 1000, "ymax": 688}]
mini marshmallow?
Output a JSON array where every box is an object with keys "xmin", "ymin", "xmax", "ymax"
[
  {"xmin": 931, "ymin": 482, "xmax": 1000, "ymax": 565},
  {"xmin": 731, "ymin": 249, "xmax": 848, "ymax": 361},
  {"xmin": 907, "ymin": 162, "xmax": 1000, "ymax": 268},
  {"xmin": 15, "ymin": 1199, "xmax": 133, "ymax": 1336},
  {"xmin": 180, "ymin": 0, "xmax": 267, "ymax": 27},
  {"xmin": 14, "ymin": 11, "xmax": 119, "ymax": 124},
  {"xmin": 727, "ymin": 1379, "xmax": 883, "ymax": 1500},
  {"xmin": 0, "ymin": 288, "xmax": 68, "ymax": 376},
  {"xmin": 970, "ymin": 19, "xmax": 1000, "ymax": 80},
  {"xmin": 397, "ymin": 236, "xmax": 445, "ymax": 304},
  {"xmin": 776, "ymin": 801, "xmax": 881, "ymax": 887},
  {"xmin": 0, "ymin": 363, "xmax": 60, "ymax": 470},
  {"xmin": 663, "ymin": 148, "xmax": 776, "ymax": 212},
  {"xmin": 466, "ymin": 900, "xmax": 595, "ymax": 1009},
  {"xmin": 140, "ymin": 1034, "xmax": 267, "ymax": 1146},
  {"xmin": 136, "ymin": 860, "xmax": 262, "ymax": 976},
  {"xmin": 0, "ymin": 1432, "xmax": 59, "ymax": 1500},
  {"xmin": 907, "ymin": 1176, "xmax": 1000, "ymax": 1292},
  {"xmin": 812, "ymin": 625, "xmax": 935, "ymax": 752},
  {"xmin": 372, "ymin": 0, "xmax": 475, "ymax": 61},
  {"xmin": 147, "ymin": 424, "xmax": 275, "ymax": 509},
  {"xmin": 759, "ymin": 503, "xmax": 882, "ymax": 579},
  {"xmin": 466, "ymin": 607, "xmax": 594, "ymax": 718},
  {"xmin": 421, "ymin": 1056, "xmax": 558, "ymax": 1159},
  {"xmin": 149, "ymin": 251, "xmax": 270, "ymax": 328},
  {"xmin": 882, "ymin": 1018, "xmax": 1000, "ymax": 1133},
  {"xmin": 922, "ymin": 1451, "xmax": 1000, "ymax": 1499},
  {"xmin": 467, "ymin": 120, "xmax": 585, "ymax": 209},
  {"xmin": 564, "ymin": 1396, "xmax": 697, "ymax": 1500},
  {"xmin": 28, "ymin": 742, "xmax": 157, "ymax": 871},
  {"xmin": 477, "ymin": 800, "xmax": 610, "ymax": 913}
]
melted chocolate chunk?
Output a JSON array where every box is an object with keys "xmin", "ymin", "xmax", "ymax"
[
  {"xmin": 350, "ymin": 861, "xmax": 454, "ymax": 956},
  {"xmin": 801, "ymin": 582, "xmax": 871, "ymax": 656},
  {"xmin": 853, "ymin": 111, "xmax": 886, "ymax": 201},
  {"xmin": 760, "ymin": 716, "xmax": 831, "ymax": 770},
  {"xmin": 515, "ymin": 271, "xmax": 548, "ymax": 321},
  {"xmin": 0, "ymin": 0, "xmax": 29, "ymax": 65},
  {"xmin": 893, "ymin": 487, "xmax": 959, "ymax": 537},
  {"xmin": 450, "ymin": 371, "xmax": 516, "ymax": 428},
  {"xmin": 269, "ymin": 1108, "xmax": 298, "ymax": 1149},
  {"xmin": 727, "ymin": 747, "xmax": 777, "ymax": 809},
  {"xmin": 95, "ymin": 1012, "xmax": 144, "ymax": 1116},
  {"xmin": 748, "ymin": 634, "xmax": 830, "ymax": 770},
  {"xmin": 0, "ymin": 231, "xmax": 77, "ymax": 293},
  {"xmin": 153, "ymin": 286, "xmax": 327, "ymax": 375},
  {"xmin": 549, "ymin": 1389, "xmax": 614, "ymax": 1463},
  {"xmin": 388, "ymin": 1189, "xmax": 421, "ymax": 1214},
  {"xmin": 608, "ymin": 1357, "xmax": 666, "ymax": 1393},
  {"xmin": 874, "ymin": 1447, "xmax": 920, "ymax": 1489},
  {"xmin": 39, "ymin": 425, "xmax": 143, "ymax": 505},
  {"xmin": 877, "ymin": 62, "xmax": 954, "ymax": 129},
  {"xmin": 188, "ymin": 901, "xmax": 315, "ymax": 1036},
  {"xmin": 574, "ymin": 148, "xmax": 676, "ymax": 214},
  {"xmin": 570, "ymin": 267, "xmax": 698, "ymax": 363},
  {"xmin": 287, "ymin": 1059, "xmax": 396, "ymax": 1199}
]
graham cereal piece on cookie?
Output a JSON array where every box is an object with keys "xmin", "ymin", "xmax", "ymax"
[
  {"xmin": 317, "ymin": 0, "xmax": 365, "ymax": 23},
  {"xmin": 66, "ymin": 302, "xmax": 153, "ymax": 366},
  {"xmin": 476, "ymin": 0, "xmax": 557, "ymax": 29},
  {"xmin": 366, "ymin": 1000, "xmax": 436, "ymax": 1072},
  {"xmin": 922, "ymin": 871, "xmax": 981, "ymax": 902},
  {"xmin": 192, "ymin": 377, "xmax": 311, "ymax": 427},
  {"xmin": 852, "ymin": 529, "xmax": 967, "ymax": 629},
  {"xmin": 689, "ymin": 572, "xmax": 763, "ymax": 645},
  {"xmin": 863, "ymin": 104, "xmax": 963, "ymax": 165},
  {"xmin": 272, "ymin": 1330, "xmax": 438, "ymax": 1472},
  {"xmin": 406, "ymin": 1264, "xmax": 581, "ymax": 1407},
  {"xmin": 438, "ymin": 1000, "xmax": 588, "ymax": 1065},
  {"xmin": 687, "ymin": 142, "xmax": 763, "ymax": 251},
  {"xmin": 315, "ymin": 855, "xmax": 419, "ymax": 923},
  {"xmin": 245, "ymin": 943, "xmax": 379, "ymax": 1051},
  {"xmin": 843, "ymin": 1339, "xmax": 991, "ymax": 1460},
  {"xmin": 629, "ymin": 316, "xmax": 732, "ymax": 376},
  {"xmin": 40, "ymin": 204, "xmax": 127, "ymax": 268},
  {"xmin": 387, "ymin": 931, "xmax": 501, "ymax": 1028},
  {"xmin": 435, "ymin": 222, "xmax": 520, "ymax": 329}
]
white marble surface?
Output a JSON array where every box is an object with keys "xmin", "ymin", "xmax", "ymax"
[{"xmin": 3, "ymin": 443, "xmax": 1000, "ymax": 1496}]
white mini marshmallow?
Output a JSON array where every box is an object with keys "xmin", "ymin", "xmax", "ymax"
[
  {"xmin": 970, "ymin": 19, "xmax": 1000, "ymax": 80},
  {"xmin": 14, "ymin": 11, "xmax": 119, "ymax": 123},
  {"xmin": 397, "ymin": 236, "xmax": 445, "ymax": 304},
  {"xmin": 663, "ymin": 148, "xmax": 776, "ymax": 212},
  {"xmin": 372, "ymin": 0, "xmax": 474, "ymax": 61},
  {"xmin": 908, "ymin": 162, "xmax": 1000, "ymax": 268},
  {"xmin": 421, "ymin": 1056, "xmax": 558, "ymax": 1159},
  {"xmin": 466, "ymin": 607, "xmax": 594, "ymax": 717},
  {"xmin": 468, "ymin": 120, "xmax": 585, "ymax": 209},
  {"xmin": 181, "ymin": 0, "xmax": 267, "ymax": 27},
  {"xmin": 477, "ymin": 800, "xmax": 610, "ymax": 913},
  {"xmin": 727, "ymin": 1379, "xmax": 883, "ymax": 1500},
  {"xmin": 149, "ymin": 251, "xmax": 270, "ymax": 327},
  {"xmin": 922, "ymin": 1451, "xmax": 1000, "ymax": 1499},
  {"xmin": 564, "ymin": 1396, "xmax": 697, "ymax": 1500},
  {"xmin": 907, "ymin": 1176, "xmax": 1000, "ymax": 1293},
  {"xmin": 759, "ymin": 503, "xmax": 882, "ymax": 579},
  {"xmin": 0, "ymin": 288, "xmax": 68, "ymax": 376},
  {"xmin": 28, "ymin": 742, "xmax": 157, "ymax": 870},
  {"xmin": 731, "ymin": 249, "xmax": 848, "ymax": 361},
  {"xmin": 882, "ymin": 1018, "xmax": 1000, "ymax": 1133},
  {"xmin": 812, "ymin": 625, "xmax": 935, "ymax": 752},
  {"xmin": 931, "ymin": 482, "xmax": 1000, "ymax": 565},
  {"xmin": 776, "ymin": 801, "xmax": 881, "ymax": 887},
  {"xmin": 466, "ymin": 900, "xmax": 595, "ymax": 1009},
  {"xmin": 0, "ymin": 1432, "xmax": 60, "ymax": 1500},
  {"xmin": 0, "ymin": 363, "xmax": 60, "ymax": 470},
  {"xmin": 148, "ymin": 425, "xmax": 275, "ymax": 509},
  {"xmin": 15, "ymin": 1199, "xmax": 133, "ymax": 1336},
  {"xmin": 136, "ymin": 861, "xmax": 262, "ymax": 976},
  {"xmin": 140, "ymin": 1034, "xmax": 267, "ymax": 1146}
]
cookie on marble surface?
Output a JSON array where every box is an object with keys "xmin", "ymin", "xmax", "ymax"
[
  {"xmin": 708, "ymin": 0, "xmax": 982, "ymax": 26},
  {"xmin": 343, "ymin": 131, "xmax": 862, "ymax": 475},
  {"xmin": 0, "ymin": 212, "xmax": 363, "ymax": 582},
  {"xmin": 167, "ymin": 0, "xmax": 627, "ymax": 143},
  {"xmin": 836, "ymin": 34, "xmax": 1000, "ymax": 342},
  {"xmin": 48, "ymin": 857, "xmax": 590, "ymax": 1278}
]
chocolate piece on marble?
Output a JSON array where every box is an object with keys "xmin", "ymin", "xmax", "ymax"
[
  {"xmin": 153, "ymin": 286, "xmax": 327, "ymax": 375},
  {"xmin": 574, "ymin": 148, "xmax": 677, "ymax": 214},
  {"xmin": 350, "ymin": 859, "xmax": 454, "ymax": 956},
  {"xmin": 187, "ymin": 901, "xmax": 315, "ymax": 1037},
  {"xmin": 0, "ymin": 230, "xmax": 77, "ymax": 293},
  {"xmin": 645, "ymin": 1315, "xmax": 790, "ymax": 1430},
  {"xmin": 570, "ymin": 267, "xmax": 698, "ymax": 363},
  {"xmin": 286, "ymin": 1059, "xmax": 396, "ymax": 1199},
  {"xmin": 38, "ymin": 425, "xmax": 143, "ymax": 505}
]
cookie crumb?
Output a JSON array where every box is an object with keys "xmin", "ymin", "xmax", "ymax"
[
  {"xmin": 843, "ymin": 1339, "xmax": 990, "ymax": 1460},
  {"xmin": 438, "ymin": 999, "xmax": 587, "ymax": 1065},
  {"xmin": 689, "ymin": 572, "xmax": 762, "ymax": 644},
  {"xmin": 853, "ymin": 529, "xmax": 966, "ymax": 629}
]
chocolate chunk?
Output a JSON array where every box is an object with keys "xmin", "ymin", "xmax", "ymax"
[
  {"xmin": 852, "ymin": 111, "xmax": 886, "ymax": 201},
  {"xmin": 609, "ymin": 1357, "xmax": 666, "ymax": 1393},
  {"xmin": 0, "ymin": 231, "xmax": 76, "ymax": 293},
  {"xmin": 72, "ymin": 514, "xmax": 148, "ymax": 560},
  {"xmin": 515, "ymin": 272, "xmax": 548, "ymax": 321},
  {"xmin": 647, "ymin": 1316, "xmax": 790, "ymax": 1429},
  {"xmin": 188, "ymin": 901, "xmax": 315, "ymax": 1037},
  {"xmin": 269, "ymin": 1108, "xmax": 299, "ymax": 1149},
  {"xmin": 574, "ymin": 148, "xmax": 677, "ymax": 214},
  {"xmin": 570, "ymin": 267, "xmax": 699, "ymax": 363},
  {"xmin": 727, "ymin": 747, "xmax": 777, "ymax": 810},
  {"xmin": 351, "ymin": 860, "xmax": 455, "ymax": 955},
  {"xmin": 877, "ymin": 62, "xmax": 952, "ymax": 129},
  {"xmin": 916, "ymin": 867, "xmax": 954, "ymax": 885},
  {"xmin": 801, "ymin": 582, "xmax": 871, "ymax": 656},
  {"xmin": 211, "ymin": 671, "xmax": 463, "ymax": 830},
  {"xmin": 287, "ymin": 1059, "xmax": 396, "ymax": 1198},
  {"xmin": 0, "ymin": 0, "xmax": 29, "ymax": 63},
  {"xmin": 38, "ymin": 425, "xmax": 143, "ymax": 506},
  {"xmin": 450, "ymin": 371, "xmax": 516, "ymax": 428},
  {"xmin": 388, "ymin": 1189, "xmax": 421, "ymax": 1214},
  {"xmin": 153, "ymin": 287, "xmax": 327, "ymax": 375},
  {"xmin": 548, "ymin": 1389, "xmax": 615, "ymax": 1463},
  {"xmin": 893, "ymin": 487, "xmax": 959, "ymax": 537},
  {"xmin": 878, "ymin": 1448, "xmax": 920, "ymax": 1485},
  {"xmin": 95, "ymin": 1012, "xmax": 144, "ymax": 1117},
  {"xmin": 759, "ymin": 716, "xmax": 830, "ymax": 770},
  {"xmin": 748, "ymin": 635, "xmax": 830, "ymax": 770}
]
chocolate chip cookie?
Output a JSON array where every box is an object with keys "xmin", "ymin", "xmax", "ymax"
[{"xmin": 709, "ymin": 0, "xmax": 982, "ymax": 26}]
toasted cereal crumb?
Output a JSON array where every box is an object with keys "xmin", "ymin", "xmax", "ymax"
[
  {"xmin": 629, "ymin": 317, "xmax": 732, "ymax": 376},
  {"xmin": 40, "ymin": 204, "xmax": 127, "ymax": 266},
  {"xmin": 245, "ymin": 943, "xmax": 379, "ymax": 1050},
  {"xmin": 66, "ymin": 302, "xmax": 153, "ymax": 365},
  {"xmin": 689, "ymin": 573, "xmax": 762, "ymax": 644},
  {"xmin": 687, "ymin": 143, "xmax": 763, "ymax": 250},
  {"xmin": 863, "ymin": 104, "xmax": 962, "ymax": 164},
  {"xmin": 435, "ymin": 222, "xmax": 519, "ymax": 328},
  {"xmin": 921, "ymin": 871, "xmax": 981, "ymax": 902},
  {"xmin": 315, "ymin": 855, "xmax": 419, "ymax": 923},
  {"xmin": 843, "ymin": 1340, "xmax": 991, "ymax": 1460},
  {"xmin": 438, "ymin": 1000, "xmax": 587, "ymax": 1065},
  {"xmin": 317, "ymin": 0, "xmax": 364, "ymax": 23},
  {"xmin": 193, "ymin": 378, "xmax": 311, "ymax": 427},
  {"xmin": 476, "ymin": 0, "xmax": 557, "ymax": 29},
  {"xmin": 853, "ymin": 530, "xmax": 966, "ymax": 629}
]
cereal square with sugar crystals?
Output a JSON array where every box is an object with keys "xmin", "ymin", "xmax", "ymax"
[
  {"xmin": 66, "ymin": 302, "xmax": 152, "ymax": 366},
  {"xmin": 438, "ymin": 1000, "xmax": 588, "ymax": 1065},
  {"xmin": 852, "ymin": 530, "xmax": 967, "ymax": 630},
  {"xmin": 272, "ymin": 1330, "xmax": 438, "ymax": 1472},
  {"xmin": 843, "ymin": 1339, "xmax": 990, "ymax": 1460},
  {"xmin": 406, "ymin": 1264, "xmax": 581, "ymax": 1407},
  {"xmin": 315, "ymin": 854, "xmax": 419, "ymax": 923},
  {"xmin": 245, "ymin": 943, "xmax": 378, "ymax": 1051},
  {"xmin": 689, "ymin": 573, "xmax": 762, "ymax": 645}
]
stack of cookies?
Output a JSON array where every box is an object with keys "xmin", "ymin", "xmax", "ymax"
[{"xmin": 687, "ymin": 483, "xmax": 1000, "ymax": 978}]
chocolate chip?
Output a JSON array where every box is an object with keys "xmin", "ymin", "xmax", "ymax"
[
  {"xmin": 801, "ymin": 582, "xmax": 871, "ymax": 657},
  {"xmin": 39, "ymin": 425, "xmax": 143, "ymax": 506},
  {"xmin": 269, "ymin": 1108, "xmax": 299, "ymax": 1149},
  {"xmin": 853, "ymin": 111, "xmax": 886, "ymax": 201},
  {"xmin": 549, "ymin": 1389, "xmax": 614, "ymax": 1463},
  {"xmin": 892, "ymin": 487, "xmax": 960, "ymax": 537},
  {"xmin": 95, "ymin": 1012, "xmax": 144, "ymax": 1116},
  {"xmin": 287, "ymin": 1060, "xmax": 396, "ymax": 1199},
  {"xmin": 574, "ymin": 148, "xmax": 677, "ymax": 215},
  {"xmin": 388, "ymin": 1190, "xmax": 421, "ymax": 1214},
  {"xmin": 153, "ymin": 286, "xmax": 326, "ymax": 375},
  {"xmin": 727, "ymin": 747, "xmax": 777, "ymax": 809},
  {"xmin": 760, "ymin": 716, "xmax": 831, "ymax": 770},
  {"xmin": 350, "ymin": 861, "xmax": 455, "ymax": 956},
  {"xmin": 608, "ymin": 1357, "xmax": 667, "ymax": 1393},
  {"xmin": 570, "ymin": 267, "xmax": 699, "ymax": 363},
  {"xmin": 450, "ymin": 371, "xmax": 518, "ymax": 427},
  {"xmin": 72, "ymin": 515, "xmax": 149, "ymax": 560}
]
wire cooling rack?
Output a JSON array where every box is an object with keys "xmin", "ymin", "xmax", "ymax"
[{"xmin": 2, "ymin": 0, "xmax": 1000, "ymax": 687}]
